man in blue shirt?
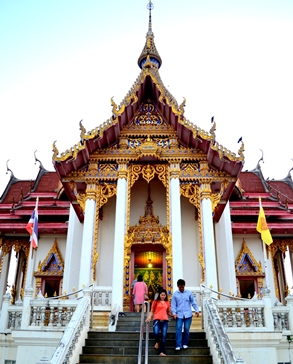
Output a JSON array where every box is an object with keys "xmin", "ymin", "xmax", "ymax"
[{"xmin": 171, "ymin": 279, "xmax": 200, "ymax": 350}]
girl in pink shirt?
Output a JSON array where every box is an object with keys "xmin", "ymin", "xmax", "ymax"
[{"xmin": 132, "ymin": 274, "xmax": 148, "ymax": 312}]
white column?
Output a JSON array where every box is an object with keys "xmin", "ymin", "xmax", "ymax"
[
  {"xmin": 0, "ymin": 250, "xmax": 10, "ymax": 306},
  {"xmin": 215, "ymin": 201, "xmax": 237, "ymax": 294},
  {"xmin": 63, "ymin": 204, "xmax": 83, "ymax": 292},
  {"xmin": 111, "ymin": 164, "xmax": 128, "ymax": 312},
  {"xmin": 169, "ymin": 163, "xmax": 183, "ymax": 284},
  {"xmin": 25, "ymin": 244, "xmax": 36, "ymax": 289},
  {"xmin": 78, "ymin": 184, "xmax": 97, "ymax": 289},
  {"xmin": 200, "ymin": 183, "xmax": 218, "ymax": 291}
]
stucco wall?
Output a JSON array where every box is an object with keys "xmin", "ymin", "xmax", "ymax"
[
  {"xmin": 96, "ymin": 195, "xmax": 116, "ymax": 286},
  {"xmin": 181, "ymin": 196, "xmax": 200, "ymax": 287}
]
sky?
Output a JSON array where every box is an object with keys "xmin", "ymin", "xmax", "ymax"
[{"xmin": 0, "ymin": 0, "xmax": 293, "ymax": 196}]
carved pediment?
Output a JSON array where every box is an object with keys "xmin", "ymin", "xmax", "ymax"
[
  {"xmin": 35, "ymin": 238, "xmax": 64, "ymax": 277},
  {"xmin": 235, "ymin": 239, "xmax": 263, "ymax": 276}
]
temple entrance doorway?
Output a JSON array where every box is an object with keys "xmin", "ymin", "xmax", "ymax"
[{"xmin": 130, "ymin": 243, "xmax": 166, "ymax": 311}]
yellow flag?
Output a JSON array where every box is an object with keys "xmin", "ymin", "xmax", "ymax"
[{"xmin": 256, "ymin": 205, "xmax": 273, "ymax": 245}]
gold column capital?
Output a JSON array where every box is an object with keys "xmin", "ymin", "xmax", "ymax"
[
  {"xmin": 199, "ymin": 183, "xmax": 212, "ymax": 201},
  {"xmin": 199, "ymin": 161, "xmax": 209, "ymax": 174},
  {"xmin": 169, "ymin": 163, "xmax": 180, "ymax": 179},
  {"xmin": 86, "ymin": 183, "xmax": 100, "ymax": 201},
  {"xmin": 117, "ymin": 163, "xmax": 128, "ymax": 180}
]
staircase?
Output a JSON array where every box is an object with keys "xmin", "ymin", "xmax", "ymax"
[{"xmin": 78, "ymin": 312, "xmax": 213, "ymax": 363}]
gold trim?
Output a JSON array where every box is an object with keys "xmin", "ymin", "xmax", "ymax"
[
  {"xmin": 92, "ymin": 186, "xmax": 100, "ymax": 280},
  {"xmin": 35, "ymin": 238, "xmax": 64, "ymax": 277},
  {"xmin": 210, "ymin": 180, "xmax": 229, "ymax": 212}
]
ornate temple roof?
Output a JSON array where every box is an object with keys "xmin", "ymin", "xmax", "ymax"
[
  {"xmin": 51, "ymin": 3, "xmax": 244, "ymax": 221},
  {"xmin": 0, "ymin": 163, "xmax": 70, "ymax": 235},
  {"xmin": 230, "ymin": 162, "xmax": 293, "ymax": 235}
]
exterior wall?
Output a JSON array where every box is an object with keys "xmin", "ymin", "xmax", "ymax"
[
  {"xmin": 215, "ymin": 202, "xmax": 237, "ymax": 294},
  {"xmin": 96, "ymin": 196, "xmax": 115, "ymax": 286},
  {"xmin": 181, "ymin": 196, "xmax": 200, "ymax": 287},
  {"xmin": 0, "ymin": 335, "xmax": 17, "ymax": 364},
  {"xmin": 13, "ymin": 330, "xmax": 62, "ymax": 364},
  {"xmin": 63, "ymin": 204, "xmax": 83, "ymax": 293},
  {"xmin": 228, "ymin": 331, "xmax": 281, "ymax": 364}
]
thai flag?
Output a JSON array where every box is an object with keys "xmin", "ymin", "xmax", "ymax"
[{"xmin": 26, "ymin": 200, "xmax": 38, "ymax": 249}]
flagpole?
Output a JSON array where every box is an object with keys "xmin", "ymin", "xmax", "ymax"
[
  {"xmin": 262, "ymin": 240, "xmax": 270, "ymax": 290},
  {"xmin": 26, "ymin": 241, "xmax": 35, "ymax": 289},
  {"xmin": 25, "ymin": 198, "xmax": 38, "ymax": 291},
  {"xmin": 257, "ymin": 197, "xmax": 273, "ymax": 291}
]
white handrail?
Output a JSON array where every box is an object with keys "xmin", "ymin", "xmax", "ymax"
[
  {"xmin": 203, "ymin": 296, "xmax": 246, "ymax": 364},
  {"xmin": 49, "ymin": 295, "xmax": 90, "ymax": 364}
]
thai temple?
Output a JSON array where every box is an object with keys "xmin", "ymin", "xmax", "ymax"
[{"xmin": 1, "ymin": 2, "xmax": 293, "ymax": 364}]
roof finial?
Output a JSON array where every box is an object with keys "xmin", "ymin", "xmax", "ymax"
[
  {"xmin": 138, "ymin": 1, "xmax": 162, "ymax": 69},
  {"xmin": 147, "ymin": 1, "xmax": 154, "ymax": 36}
]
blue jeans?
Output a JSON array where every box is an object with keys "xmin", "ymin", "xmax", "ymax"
[
  {"xmin": 175, "ymin": 316, "xmax": 192, "ymax": 348},
  {"xmin": 153, "ymin": 320, "xmax": 168, "ymax": 354}
]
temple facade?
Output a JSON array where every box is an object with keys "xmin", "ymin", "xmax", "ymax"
[{"xmin": 0, "ymin": 3, "xmax": 293, "ymax": 364}]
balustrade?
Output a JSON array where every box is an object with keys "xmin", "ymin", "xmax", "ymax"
[
  {"xmin": 272, "ymin": 306, "xmax": 290, "ymax": 331},
  {"xmin": 217, "ymin": 300, "xmax": 265, "ymax": 329},
  {"xmin": 93, "ymin": 286, "xmax": 112, "ymax": 309}
]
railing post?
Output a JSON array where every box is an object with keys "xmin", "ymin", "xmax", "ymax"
[
  {"xmin": 83, "ymin": 287, "xmax": 92, "ymax": 328},
  {"xmin": 285, "ymin": 294, "xmax": 293, "ymax": 332},
  {"xmin": 20, "ymin": 287, "xmax": 34, "ymax": 329},
  {"xmin": 262, "ymin": 287, "xmax": 274, "ymax": 330},
  {"xmin": 0, "ymin": 292, "xmax": 11, "ymax": 331},
  {"xmin": 202, "ymin": 289, "xmax": 211, "ymax": 328}
]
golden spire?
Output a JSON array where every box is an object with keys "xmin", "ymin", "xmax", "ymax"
[{"xmin": 138, "ymin": 1, "xmax": 162, "ymax": 69}]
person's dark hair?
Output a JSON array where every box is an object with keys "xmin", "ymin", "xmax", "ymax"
[
  {"xmin": 155, "ymin": 288, "xmax": 168, "ymax": 301},
  {"xmin": 177, "ymin": 279, "xmax": 185, "ymax": 286},
  {"xmin": 137, "ymin": 274, "xmax": 143, "ymax": 282}
]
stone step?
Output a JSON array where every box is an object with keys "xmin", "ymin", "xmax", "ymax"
[
  {"xmin": 78, "ymin": 354, "xmax": 213, "ymax": 364},
  {"xmin": 82, "ymin": 346, "xmax": 210, "ymax": 356},
  {"xmin": 85, "ymin": 338, "xmax": 209, "ymax": 348},
  {"xmin": 88, "ymin": 330, "xmax": 207, "ymax": 340},
  {"xmin": 78, "ymin": 320, "xmax": 211, "ymax": 364}
]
